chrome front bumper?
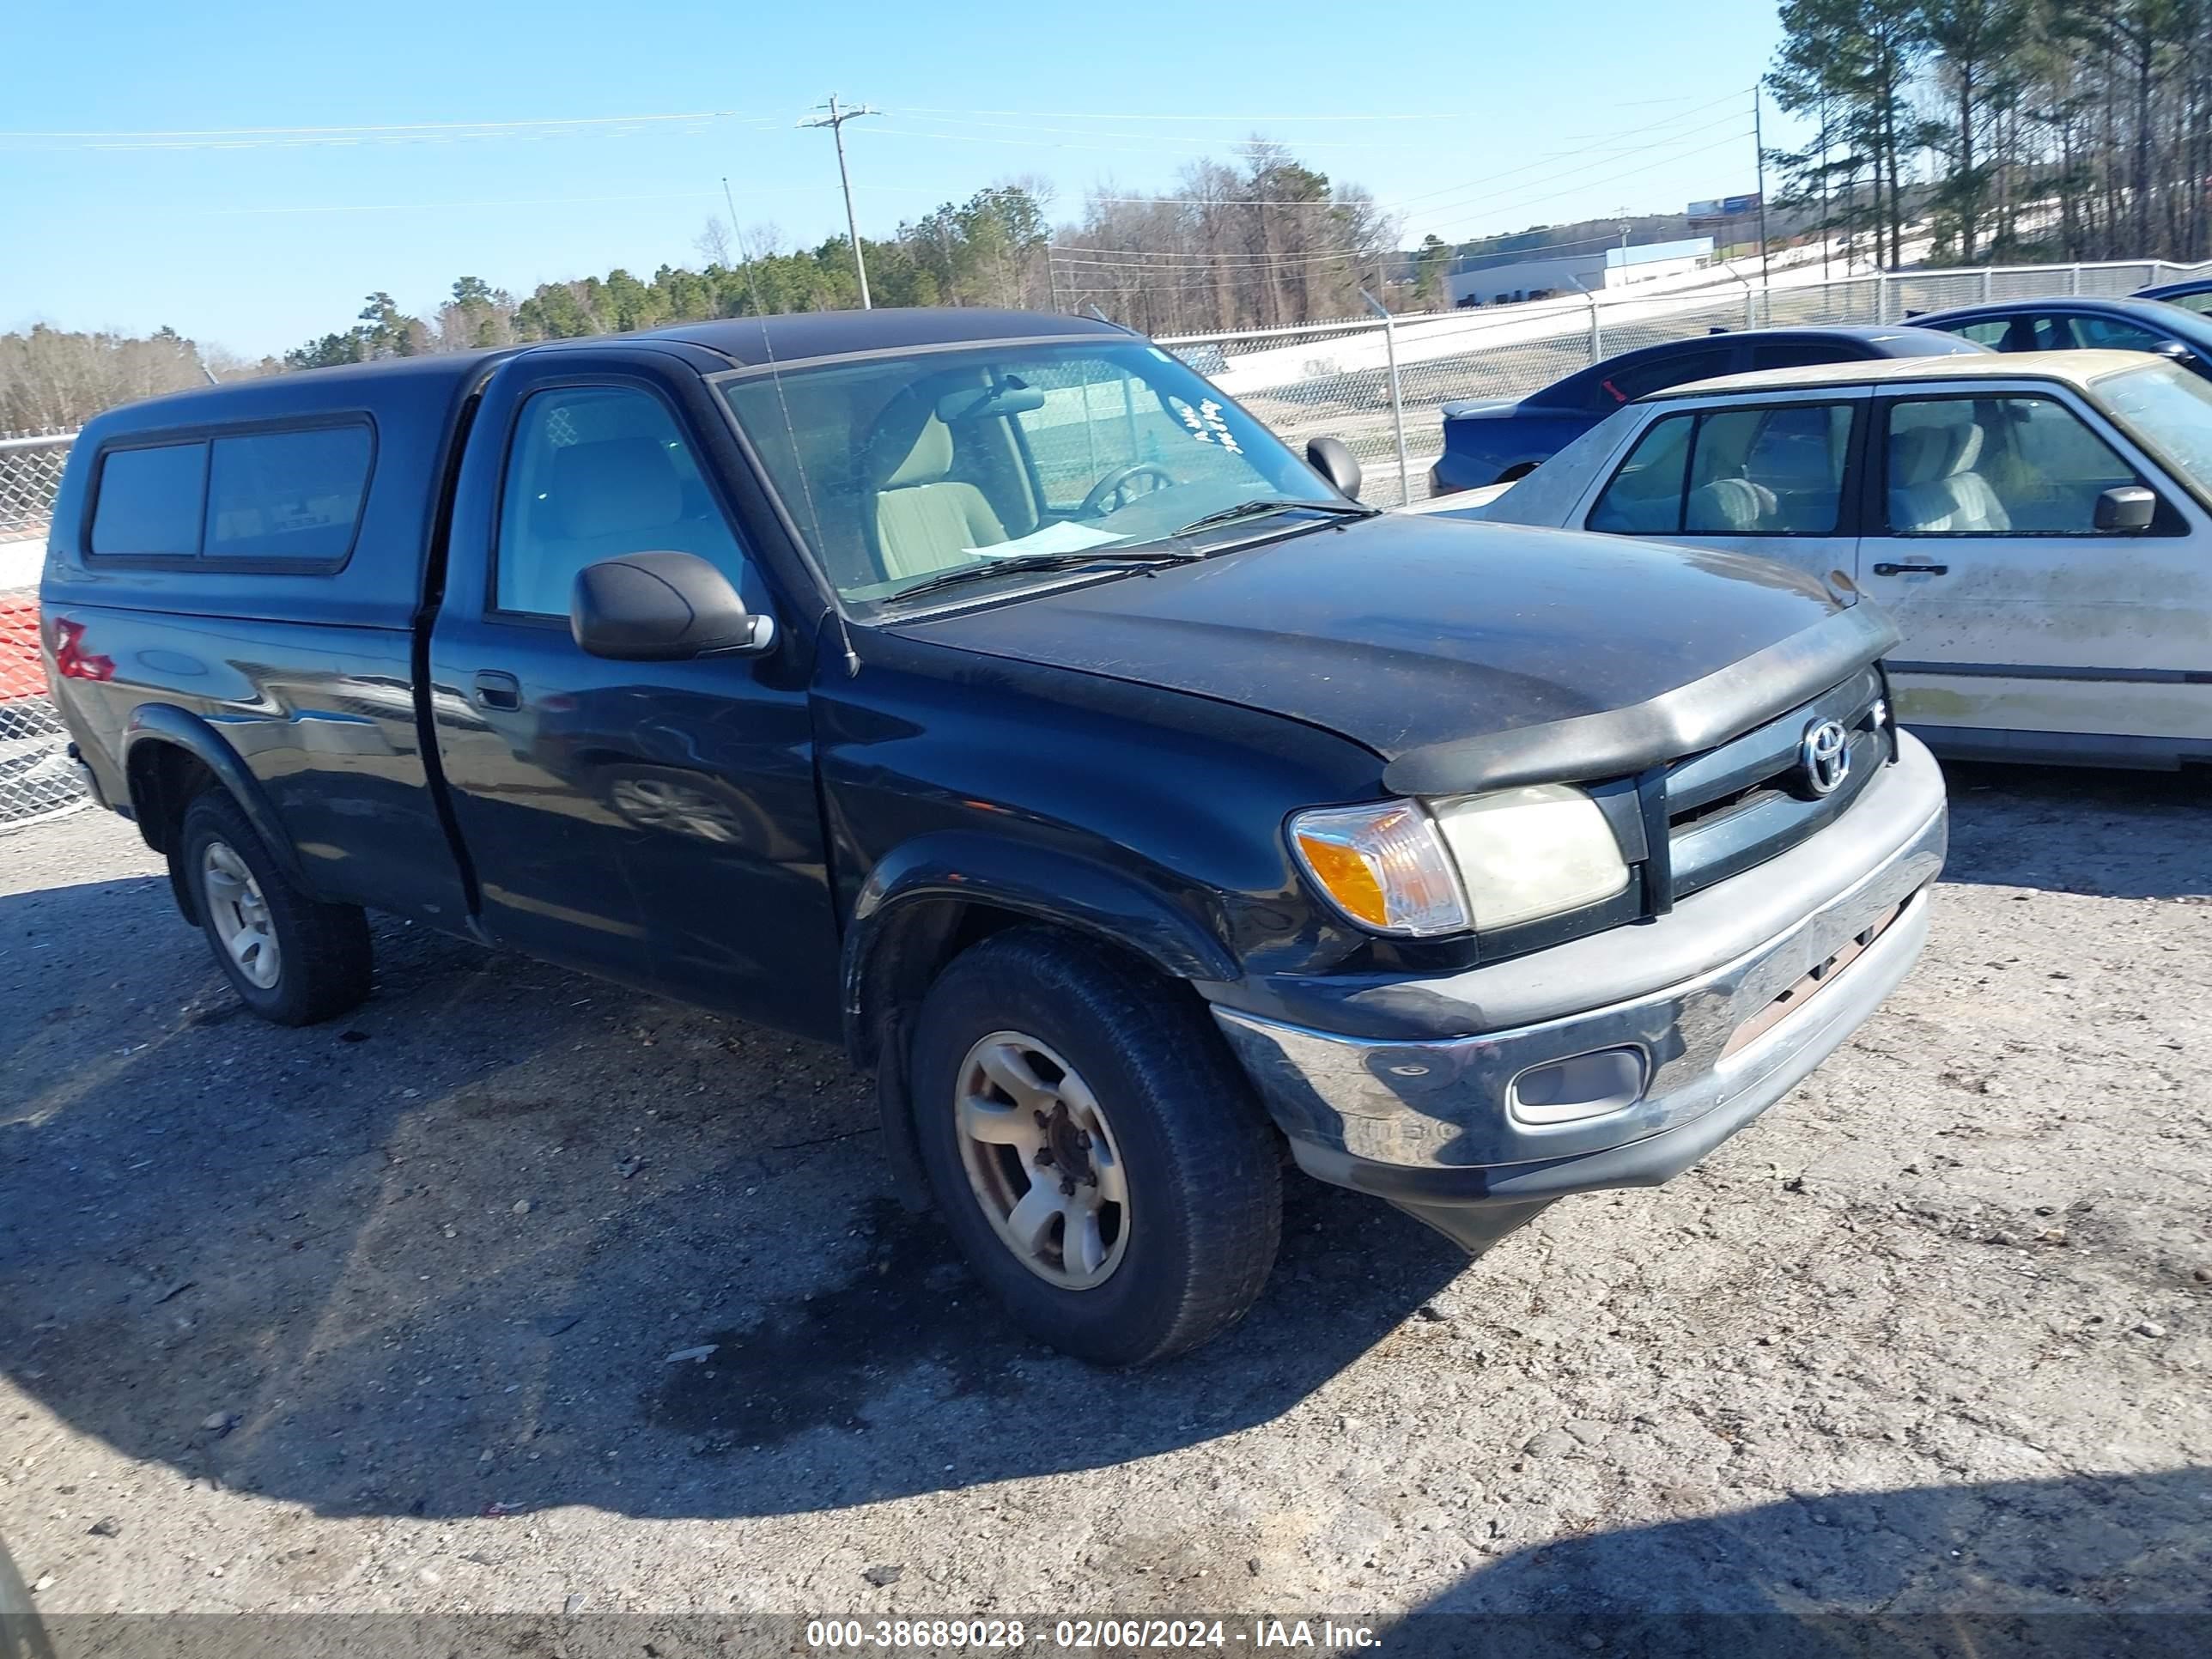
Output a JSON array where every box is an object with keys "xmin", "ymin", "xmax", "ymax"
[{"xmin": 1211, "ymin": 736, "xmax": 1947, "ymax": 1221}]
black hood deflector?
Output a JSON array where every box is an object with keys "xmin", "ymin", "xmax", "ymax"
[{"xmin": 1381, "ymin": 604, "xmax": 1899, "ymax": 796}]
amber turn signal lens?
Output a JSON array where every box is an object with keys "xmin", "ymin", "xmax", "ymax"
[{"xmin": 1287, "ymin": 801, "xmax": 1469, "ymax": 938}]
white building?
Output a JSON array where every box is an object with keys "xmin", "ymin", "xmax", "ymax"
[{"xmin": 1446, "ymin": 237, "xmax": 1716, "ymax": 308}]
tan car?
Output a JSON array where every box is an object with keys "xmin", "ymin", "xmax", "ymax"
[{"xmin": 1412, "ymin": 350, "xmax": 2212, "ymax": 769}]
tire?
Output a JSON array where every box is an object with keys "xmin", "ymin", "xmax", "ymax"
[
  {"xmin": 179, "ymin": 790, "xmax": 373, "ymax": 1026},
  {"xmin": 909, "ymin": 927, "xmax": 1282, "ymax": 1366}
]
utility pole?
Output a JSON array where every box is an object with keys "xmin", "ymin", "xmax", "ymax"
[
  {"xmin": 799, "ymin": 94, "xmax": 878, "ymax": 308},
  {"xmin": 1753, "ymin": 85, "xmax": 1771, "ymax": 295}
]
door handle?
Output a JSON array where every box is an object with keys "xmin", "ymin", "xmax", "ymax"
[
  {"xmin": 1871, "ymin": 562, "xmax": 1949, "ymax": 577},
  {"xmin": 471, "ymin": 671, "xmax": 522, "ymax": 711}
]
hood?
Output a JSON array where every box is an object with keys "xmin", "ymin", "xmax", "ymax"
[{"xmin": 896, "ymin": 514, "xmax": 1888, "ymax": 789}]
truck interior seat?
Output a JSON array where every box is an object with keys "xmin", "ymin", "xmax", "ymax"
[{"xmin": 869, "ymin": 410, "xmax": 1010, "ymax": 580}]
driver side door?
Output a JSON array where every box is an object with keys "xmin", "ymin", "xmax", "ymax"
[{"xmin": 427, "ymin": 352, "xmax": 842, "ymax": 1036}]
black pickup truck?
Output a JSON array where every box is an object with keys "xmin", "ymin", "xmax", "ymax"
[{"xmin": 40, "ymin": 308, "xmax": 1947, "ymax": 1364}]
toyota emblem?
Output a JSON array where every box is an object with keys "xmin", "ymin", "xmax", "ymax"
[{"xmin": 1799, "ymin": 718, "xmax": 1851, "ymax": 797}]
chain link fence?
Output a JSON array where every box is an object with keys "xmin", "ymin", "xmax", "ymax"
[
  {"xmin": 1, "ymin": 589, "xmax": 88, "ymax": 833},
  {"xmin": 1164, "ymin": 256, "xmax": 2212, "ymax": 507},
  {"xmin": 2, "ymin": 432, "xmax": 71, "ymax": 540},
  {"xmin": 2, "ymin": 433, "xmax": 89, "ymax": 830}
]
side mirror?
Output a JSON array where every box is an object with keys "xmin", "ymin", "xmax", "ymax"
[
  {"xmin": 2151, "ymin": 338, "xmax": 2197, "ymax": 365},
  {"xmin": 2094, "ymin": 485, "xmax": 2158, "ymax": 533},
  {"xmin": 571, "ymin": 551, "xmax": 775, "ymax": 661},
  {"xmin": 1307, "ymin": 436, "xmax": 1362, "ymax": 500}
]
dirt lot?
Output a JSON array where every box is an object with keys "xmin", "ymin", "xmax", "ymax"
[{"xmin": 2, "ymin": 763, "xmax": 2208, "ymax": 1642}]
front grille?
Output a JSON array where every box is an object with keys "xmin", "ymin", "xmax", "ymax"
[{"xmin": 1658, "ymin": 666, "xmax": 1889, "ymax": 903}]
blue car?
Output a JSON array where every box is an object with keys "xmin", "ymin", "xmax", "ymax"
[
  {"xmin": 1911, "ymin": 294, "xmax": 2212, "ymax": 381},
  {"xmin": 1430, "ymin": 325, "xmax": 1987, "ymax": 495},
  {"xmin": 2136, "ymin": 276, "xmax": 2212, "ymax": 318}
]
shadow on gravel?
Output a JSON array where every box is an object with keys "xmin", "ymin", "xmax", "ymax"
[
  {"xmin": 0, "ymin": 873, "xmax": 1469, "ymax": 1525},
  {"xmin": 1939, "ymin": 760, "xmax": 2210, "ymax": 901},
  {"xmin": 1378, "ymin": 1465, "xmax": 2212, "ymax": 1655}
]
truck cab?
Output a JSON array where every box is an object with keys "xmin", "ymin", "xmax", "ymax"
[{"xmin": 41, "ymin": 308, "xmax": 1946, "ymax": 1365}]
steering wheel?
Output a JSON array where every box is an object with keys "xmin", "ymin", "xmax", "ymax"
[{"xmin": 1078, "ymin": 462, "xmax": 1176, "ymax": 519}]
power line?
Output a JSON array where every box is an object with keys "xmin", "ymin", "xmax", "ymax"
[
  {"xmin": 1016, "ymin": 92, "xmax": 1757, "ymax": 215},
  {"xmin": 0, "ymin": 110, "xmax": 780, "ymax": 152},
  {"xmin": 870, "ymin": 114, "xmax": 1498, "ymax": 154},
  {"xmin": 1048, "ymin": 128, "xmax": 1754, "ymax": 270},
  {"xmin": 1050, "ymin": 227, "xmax": 1650, "ymax": 272},
  {"xmin": 892, "ymin": 91, "xmax": 1725, "ymax": 122},
  {"xmin": 1048, "ymin": 133, "xmax": 1754, "ymax": 300}
]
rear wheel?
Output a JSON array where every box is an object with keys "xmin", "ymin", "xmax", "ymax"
[
  {"xmin": 180, "ymin": 791, "xmax": 373, "ymax": 1025},
  {"xmin": 909, "ymin": 927, "xmax": 1282, "ymax": 1365}
]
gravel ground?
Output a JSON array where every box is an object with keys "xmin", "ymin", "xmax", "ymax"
[{"xmin": 1, "ymin": 763, "xmax": 2208, "ymax": 1641}]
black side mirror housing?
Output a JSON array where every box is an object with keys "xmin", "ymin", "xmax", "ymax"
[
  {"xmin": 1307, "ymin": 436, "xmax": 1363, "ymax": 500},
  {"xmin": 2094, "ymin": 484, "xmax": 2158, "ymax": 533},
  {"xmin": 571, "ymin": 551, "xmax": 775, "ymax": 661}
]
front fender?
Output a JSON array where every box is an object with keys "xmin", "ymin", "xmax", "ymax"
[
  {"xmin": 840, "ymin": 830, "xmax": 1243, "ymax": 1057},
  {"xmin": 124, "ymin": 703, "xmax": 313, "ymax": 892}
]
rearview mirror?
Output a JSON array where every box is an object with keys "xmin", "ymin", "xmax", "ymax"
[
  {"xmin": 2094, "ymin": 485, "xmax": 2158, "ymax": 533},
  {"xmin": 571, "ymin": 551, "xmax": 775, "ymax": 661},
  {"xmin": 1307, "ymin": 436, "xmax": 1362, "ymax": 500}
]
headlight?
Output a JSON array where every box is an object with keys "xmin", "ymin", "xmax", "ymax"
[
  {"xmin": 1289, "ymin": 785, "xmax": 1630, "ymax": 939},
  {"xmin": 1431, "ymin": 784, "xmax": 1630, "ymax": 929},
  {"xmin": 1288, "ymin": 801, "xmax": 1469, "ymax": 937}
]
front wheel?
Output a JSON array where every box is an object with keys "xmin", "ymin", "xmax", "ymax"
[
  {"xmin": 909, "ymin": 927, "xmax": 1282, "ymax": 1366},
  {"xmin": 180, "ymin": 790, "xmax": 373, "ymax": 1026}
]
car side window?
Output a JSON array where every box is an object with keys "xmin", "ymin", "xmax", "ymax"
[
  {"xmin": 1590, "ymin": 404, "xmax": 1851, "ymax": 536},
  {"xmin": 1601, "ymin": 345, "xmax": 1735, "ymax": 405},
  {"xmin": 496, "ymin": 385, "xmax": 751, "ymax": 618},
  {"xmin": 1588, "ymin": 413, "xmax": 1694, "ymax": 532},
  {"xmin": 1884, "ymin": 395, "xmax": 2140, "ymax": 536},
  {"xmin": 1748, "ymin": 340, "xmax": 1864, "ymax": 370},
  {"xmin": 89, "ymin": 441, "xmax": 208, "ymax": 557},
  {"xmin": 2067, "ymin": 313, "xmax": 2170, "ymax": 353},
  {"xmin": 1947, "ymin": 319, "xmax": 2013, "ymax": 349},
  {"xmin": 205, "ymin": 425, "xmax": 374, "ymax": 562},
  {"xmin": 1685, "ymin": 404, "xmax": 1852, "ymax": 533}
]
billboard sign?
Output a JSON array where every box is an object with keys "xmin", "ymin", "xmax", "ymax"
[{"xmin": 1687, "ymin": 192, "xmax": 1762, "ymax": 221}]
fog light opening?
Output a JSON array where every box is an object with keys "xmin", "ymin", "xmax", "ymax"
[{"xmin": 1508, "ymin": 1046, "xmax": 1649, "ymax": 1127}]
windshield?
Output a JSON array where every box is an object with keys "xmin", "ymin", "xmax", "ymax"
[
  {"xmin": 719, "ymin": 339, "xmax": 1339, "ymax": 608},
  {"xmin": 2096, "ymin": 361, "xmax": 2212, "ymax": 495}
]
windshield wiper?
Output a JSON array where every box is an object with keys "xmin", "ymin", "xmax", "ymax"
[
  {"xmin": 884, "ymin": 548, "xmax": 1197, "ymax": 606},
  {"xmin": 1171, "ymin": 496, "xmax": 1381, "ymax": 536}
]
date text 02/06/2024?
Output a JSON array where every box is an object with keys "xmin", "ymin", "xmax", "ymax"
[{"xmin": 803, "ymin": 1618, "xmax": 1382, "ymax": 1649}]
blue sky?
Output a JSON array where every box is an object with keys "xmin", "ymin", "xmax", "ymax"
[{"xmin": 3, "ymin": 0, "xmax": 1792, "ymax": 358}]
